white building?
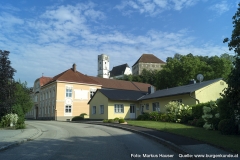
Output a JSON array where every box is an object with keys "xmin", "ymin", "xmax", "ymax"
[
  {"xmin": 98, "ymin": 54, "xmax": 110, "ymax": 78},
  {"xmin": 110, "ymin": 63, "xmax": 132, "ymax": 79}
]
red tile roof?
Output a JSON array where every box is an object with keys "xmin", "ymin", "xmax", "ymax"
[
  {"xmin": 43, "ymin": 68, "xmax": 101, "ymax": 86},
  {"xmin": 38, "ymin": 77, "xmax": 52, "ymax": 86},
  {"xmin": 89, "ymin": 76, "xmax": 151, "ymax": 92},
  {"xmin": 133, "ymin": 54, "xmax": 165, "ymax": 66}
]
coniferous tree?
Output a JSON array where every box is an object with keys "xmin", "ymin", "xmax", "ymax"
[{"xmin": 0, "ymin": 50, "xmax": 16, "ymax": 119}]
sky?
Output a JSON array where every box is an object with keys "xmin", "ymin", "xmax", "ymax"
[{"xmin": 0, "ymin": 0, "xmax": 238, "ymax": 87}]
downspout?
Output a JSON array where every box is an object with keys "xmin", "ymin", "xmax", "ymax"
[{"xmin": 189, "ymin": 92, "xmax": 200, "ymax": 104}]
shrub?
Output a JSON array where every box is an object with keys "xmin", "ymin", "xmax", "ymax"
[
  {"xmin": 79, "ymin": 113, "xmax": 87, "ymax": 117},
  {"xmin": 202, "ymin": 101, "xmax": 219, "ymax": 130},
  {"xmin": 15, "ymin": 117, "xmax": 25, "ymax": 129},
  {"xmin": 217, "ymin": 97, "xmax": 233, "ymax": 120},
  {"xmin": 165, "ymin": 101, "xmax": 192, "ymax": 123},
  {"xmin": 114, "ymin": 117, "xmax": 119, "ymax": 122},
  {"xmin": 137, "ymin": 115, "xmax": 144, "ymax": 120},
  {"xmin": 108, "ymin": 119, "xmax": 114, "ymax": 123},
  {"xmin": 192, "ymin": 102, "xmax": 209, "ymax": 119},
  {"xmin": 196, "ymin": 118, "xmax": 205, "ymax": 127},
  {"xmin": 159, "ymin": 113, "xmax": 169, "ymax": 122},
  {"xmin": 103, "ymin": 119, "xmax": 108, "ymax": 123},
  {"xmin": 0, "ymin": 113, "xmax": 19, "ymax": 128},
  {"xmin": 119, "ymin": 119, "xmax": 125, "ymax": 123},
  {"xmin": 149, "ymin": 112, "xmax": 160, "ymax": 121},
  {"xmin": 72, "ymin": 116, "xmax": 84, "ymax": 121},
  {"xmin": 137, "ymin": 112, "xmax": 151, "ymax": 120},
  {"xmin": 218, "ymin": 119, "xmax": 237, "ymax": 135}
]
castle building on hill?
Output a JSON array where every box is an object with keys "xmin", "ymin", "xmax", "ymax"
[{"xmin": 132, "ymin": 54, "xmax": 166, "ymax": 75}]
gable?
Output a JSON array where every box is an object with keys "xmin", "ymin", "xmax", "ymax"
[
  {"xmin": 110, "ymin": 63, "xmax": 129, "ymax": 77},
  {"xmin": 133, "ymin": 54, "xmax": 165, "ymax": 67}
]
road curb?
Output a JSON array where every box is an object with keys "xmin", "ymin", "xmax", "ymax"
[{"xmin": 0, "ymin": 124, "xmax": 43, "ymax": 152}]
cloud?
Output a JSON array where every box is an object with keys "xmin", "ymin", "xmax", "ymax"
[
  {"xmin": 0, "ymin": 1, "xmax": 231, "ymax": 87},
  {"xmin": 115, "ymin": 0, "xmax": 198, "ymax": 16},
  {"xmin": 209, "ymin": 1, "xmax": 230, "ymax": 15}
]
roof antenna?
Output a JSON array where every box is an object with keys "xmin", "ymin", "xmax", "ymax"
[
  {"xmin": 197, "ymin": 74, "xmax": 204, "ymax": 83},
  {"xmin": 42, "ymin": 73, "xmax": 44, "ymax": 77}
]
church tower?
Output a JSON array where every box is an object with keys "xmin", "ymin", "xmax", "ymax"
[{"xmin": 98, "ymin": 54, "xmax": 110, "ymax": 78}]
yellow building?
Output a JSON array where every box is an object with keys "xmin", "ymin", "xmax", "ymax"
[
  {"xmin": 26, "ymin": 64, "xmax": 151, "ymax": 121},
  {"xmin": 88, "ymin": 78, "xmax": 227, "ymax": 119}
]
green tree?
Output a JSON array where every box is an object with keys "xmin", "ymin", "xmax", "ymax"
[
  {"xmin": 12, "ymin": 81, "xmax": 33, "ymax": 128},
  {"xmin": 156, "ymin": 53, "xmax": 232, "ymax": 89},
  {"xmin": 223, "ymin": 3, "xmax": 240, "ymax": 123},
  {"xmin": 13, "ymin": 81, "xmax": 33, "ymax": 114},
  {"xmin": 0, "ymin": 50, "xmax": 16, "ymax": 119}
]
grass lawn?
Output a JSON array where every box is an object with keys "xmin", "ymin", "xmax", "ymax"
[{"xmin": 126, "ymin": 120, "xmax": 240, "ymax": 153}]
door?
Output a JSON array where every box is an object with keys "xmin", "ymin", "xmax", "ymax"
[{"xmin": 130, "ymin": 104, "xmax": 135, "ymax": 119}]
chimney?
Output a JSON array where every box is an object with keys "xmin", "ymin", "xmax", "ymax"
[
  {"xmin": 189, "ymin": 79, "xmax": 196, "ymax": 84},
  {"xmin": 72, "ymin": 63, "xmax": 76, "ymax": 72},
  {"xmin": 148, "ymin": 86, "xmax": 155, "ymax": 94}
]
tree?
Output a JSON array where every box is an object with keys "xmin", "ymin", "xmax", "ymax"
[
  {"xmin": 12, "ymin": 81, "xmax": 33, "ymax": 128},
  {"xmin": 13, "ymin": 81, "xmax": 33, "ymax": 114},
  {"xmin": 156, "ymin": 53, "xmax": 233, "ymax": 89},
  {"xmin": 0, "ymin": 50, "xmax": 16, "ymax": 119},
  {"xmin": 223, "ymin": 3, "xmax": 240, "ymax": 123}
]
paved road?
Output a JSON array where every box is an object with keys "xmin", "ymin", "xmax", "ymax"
[{"xmin": 0, "ymin": 121, "xmax": 184, "ymax": 160}]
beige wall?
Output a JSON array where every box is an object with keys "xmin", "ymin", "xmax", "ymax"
[
  {"xmin": 55, "ymin": 82, "xmax": 101, "ymax": 121},
  {"xmin": 89, "ymin": 91, "xmax": 109, "ymax": 119},
  {"xmin": 89, "ymin": 91, "xmax": 138, "ymax": 119},
  {"xmin": 195, "ymin": 80, "xmax": 227, "ymax": 103},
  {"xmin": 108, "ymin": 100, "xmax": 138, "ymax": 119},
  {"xmin": 138, "ymin": 94, "xmax": 197, "ymax": 117},
  {"xmin": 27, "ymin": 79, "xmax": 101, "ymax": 121}
]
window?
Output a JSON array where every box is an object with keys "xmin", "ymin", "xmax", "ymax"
[
  {"xmin": 66, "ymin": 88, "xmax": 72, "ymax": 97},
  {"xmin": 152, "ymin": 102, "xmax": 160, "ymax": 112},
  {"xmin": 92, "ymin": 106, "xmax": 96, "ymax": 114},
  {"xmin": 146, "ymin": 103, "xmax": 149, "ymax": 110},
  {"xmin": 65, "ymin": 105, "xmax": 71, "ymax": 113},
  {"xmin": 100, "ymin": 105, "xmax": 104, "ymax": 114},
  {"xmin": 48, "ymin": 106, "xmax": 50, "ymax": 114},
  {"xmin": 114, "ymin": 104, "xmax": 124, "ymax": 113}
]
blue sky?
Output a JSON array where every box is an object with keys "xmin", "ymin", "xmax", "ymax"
[{"xmin": 0, "ymin": 0, "xmax": 237, "ymax": 87}]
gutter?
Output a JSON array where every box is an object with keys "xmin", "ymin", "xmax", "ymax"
[{"xmin": 189, "ymin": 91, "xmax": 200, "ymax": 104}]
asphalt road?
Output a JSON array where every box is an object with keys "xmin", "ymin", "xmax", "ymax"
[{"xmin": 0, "ymin": 121, "xmax": 185, "ymax": 160}]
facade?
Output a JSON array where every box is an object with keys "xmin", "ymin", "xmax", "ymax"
[
  {"xmin": 98, "ymin": 54, "xmax": 110, "ymax": 78},
  {"xmin": 88, "ymin": 89, "xmax": 147, "ymax": 119},
  {"xmin": 26, "ymin": 63, "xmax": 151, "ymax": 121},
  {"xmin": 25, "ymin": 76, "xmax": 52, "ymax": 119},
  {"xmin": 132, "ymin": 54, "xmax": 166, "ymax": 75},
  {"xmin": 109, "ymin": 63, "xmax": 132, "ymax": 79},
  {"xmin": 26, "ymin": 64, "xmax": 102, "ymax": 121},
  {"xmin": 88, "ymin": 78, "xmax": 227, "ymax": 119}
]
